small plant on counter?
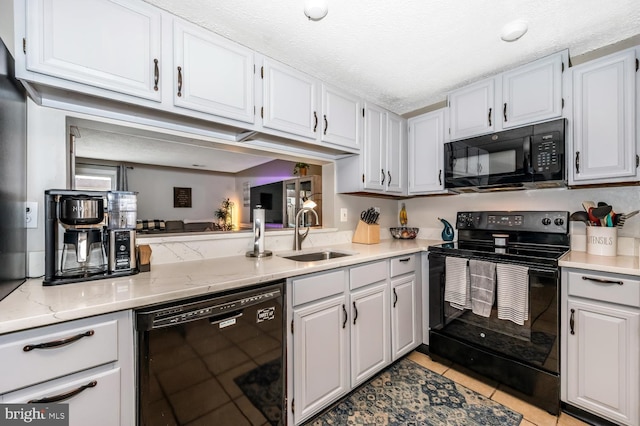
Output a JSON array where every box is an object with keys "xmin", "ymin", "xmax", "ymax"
[
  {"xmin": 215, "ymin": 198, "xmax": 234, "ymax": 231},
  {"xmin": 293, "ymin": 162, "xmax": 310, "ymax": 176}
]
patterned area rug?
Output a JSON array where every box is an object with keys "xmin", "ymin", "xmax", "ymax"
[{"xmin": 305, "ymin": 358, "xmax": 523, "ymax": 426}]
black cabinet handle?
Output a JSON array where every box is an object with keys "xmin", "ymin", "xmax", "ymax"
[
  {"xmin": 488, "ymin": 107, "xmax": 492, "ymax": 126},
  {"xmin": 388, "ymin": 171, "xmax": 392, "ymax": 186},
  {"xmin": 582, "ymin": 276, "xmax": 623, "ymax": 285},
  {"xmin": 381, "ymin": 169, "xmax": 385, "ymax": 185},
  {"xmin": 177, "ymin": 66, "xmax": 183, "ymax": 97},
  {"xmin": 342, "ymin": 304, "xmax": 347, "ymax": 329},
  {"xmin": 503, "ymin": 103, "xmax": 508, "ymax": 122},
  {"xmin": 352, "ymin": 301, "xmax": 358, "ymax": 325},
  {"xmin": 153, "ymin": 59, "xmax": 159, "ymax": 91},
  {"xmin": 575, "ymin": 151, "xmax": 580, "ymax": 174},
  {"xmin": 570, "ymin": 308, "xmax": 575, "ymax": 335},
  {"xmin": 28, "ymin": 381, "xmax": 97, "ymax": 404},
  {"xmin": 399, "ymin": 257, "xmax": 411, "ymax": 263},
  {"xmin": 23, "ymin": 330, "xmax": 94, "ymax": 352},
  {"xmin": 313, "ymin": 111, "xmax": 318, "ymax": 132},
  {"xmin": 438, "ymin": 169, "xmax": 442, "ymax": 185},
  {"xmin": 393, "ymin": 288, "xmax": 398, "ymax": 308},
  {"xmin": 323, "ymin": 114, "xmax": 328, "ymax": 135}
]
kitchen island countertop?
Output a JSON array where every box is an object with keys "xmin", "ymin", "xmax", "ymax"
[{"xmin": 0, "ymin": 239, "xmax": 440, "ymax": 336}]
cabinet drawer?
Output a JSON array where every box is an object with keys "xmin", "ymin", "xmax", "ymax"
[
  {"xmin": 2, "ymin": 366, "xmax": 121, "ymax": 426},
  {"xmin": 350, "ymin": 260, "xmax": 388, "ymax": 290},
  {"xmin": 567, "ymin": 270, "xmax": 640, "ymax": 308},
  {"xmin": 0, "ymin": 315, "xmax": 120, "ymax": 394},
  {"xmin": 292, "ymin": 270, "xmax": 346, "ymax": 306},
  {"xmin": 390, "ymin": 255, "xmax": 416, "ymax": 277}
]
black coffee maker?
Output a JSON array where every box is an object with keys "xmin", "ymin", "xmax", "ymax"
[{"xmin": 44, "ymin": 189, "xmax": 137, "ymax": 285}]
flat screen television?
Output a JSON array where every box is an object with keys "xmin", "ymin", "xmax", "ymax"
[{"xmin": 249, "ymin": 181, "xmax": 284, "ymax": 227}]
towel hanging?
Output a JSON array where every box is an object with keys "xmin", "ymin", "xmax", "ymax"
[{"xmin": 444, "ymin": 256, "xmax": 470, "ymax": 310}]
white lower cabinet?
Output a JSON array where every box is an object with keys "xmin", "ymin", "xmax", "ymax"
[
  {"xmin": 290, "ymin": 258, "xmax": 420, "ymax": 425},
  {"xmin": 390, "ymin": 255, "xmax": 421, "ymax": 360},
  {"xmin": 561, "ymin": 269, "xmax": 640, "ymax": 426},
  {"xmin": 0, "ymin": 311, "xmax": 135, "ymax": 426}
]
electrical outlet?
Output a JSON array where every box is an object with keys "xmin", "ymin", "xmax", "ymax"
[
  {"xmin": 340, "ymin": 208, "xmax": 348, "ymax": 222},
  {"xmin": 25, "ymin": 201, "xmax": 38, "ymax": 229}
]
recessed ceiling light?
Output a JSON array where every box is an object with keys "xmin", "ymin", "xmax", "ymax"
[
  {"xmin": 501, "ymin": 19, "xmax": 528, "ymax": 42},
  {"xmin": 304, "ymin": 0, "xmax": 328, "ymax": 21}
]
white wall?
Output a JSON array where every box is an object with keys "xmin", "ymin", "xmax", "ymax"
[{"xmin": 128, "ymin": 165, "xmax": 237, "ymax": 221}]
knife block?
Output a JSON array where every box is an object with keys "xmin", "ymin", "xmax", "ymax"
[{"xmin": 352, "ymin": 220, "xmax": 380, "ymax": 244}]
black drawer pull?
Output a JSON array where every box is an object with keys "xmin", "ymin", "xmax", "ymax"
[
  {"xmin": 153, "ymin": 58, "xmax": 159, "ymax": 91},
  {"xmin": 393, "ymin": 288, "xmax": 398, "ymax": 308},
  {"xmin": 570, "ymin": 309, "xmax": 575, "ymax": 335},
  {"xmin": 23, "ymin": 330, "xmax": 95, "ymax": 352},
  {"xmin": 353, "ymin": 301, "xmax": 358, "ymax": 325},
  {"xmin": 581, "ymin": 276, "xmax": 623, "ymax": 285},
  {"xmin": 342, "ymin": 304, "xmax": 347, "ymax": 329},
  {"xmin": 28, "ymin": 380, "xmax": 97, "ymax": 404},
  {"xmin": 398, "ymin": 257, "xmax": 411, "ymax": 263}
]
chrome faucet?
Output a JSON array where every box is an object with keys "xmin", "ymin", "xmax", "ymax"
[{"xmin": 294, "ymin": 207, "xmax": 319, "ymax": 251}]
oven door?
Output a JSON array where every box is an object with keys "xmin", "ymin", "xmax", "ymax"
[
  {"xmin": 429, "ymin": 253, "xmax": 559, "ymax": 374},
  {"xmin": 444, "ymin": 128, "xmax": 532, "ymax": 190}
]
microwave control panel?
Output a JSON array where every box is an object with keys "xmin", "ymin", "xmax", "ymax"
[{"xmin": 531, "ymin": 134, "xmax": 563, "ymax": 173}]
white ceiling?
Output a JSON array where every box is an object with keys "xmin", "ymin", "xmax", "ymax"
[{"xmin": 144, "ymin": 0, "xmax": 640, "ymax": 115}]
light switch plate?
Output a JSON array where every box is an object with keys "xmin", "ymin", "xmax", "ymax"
[
  {"xmin": 340, "ymin": 208, "xmax": 348, "ymax": 222},
  {"xmin": 25, "ymin": 201, "xmax": 38, "ymax": 228}
]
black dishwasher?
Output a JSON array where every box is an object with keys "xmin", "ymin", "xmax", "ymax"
[{"xmin": 135, "ymin": 281, "xmax": 285, "ymax": 425}]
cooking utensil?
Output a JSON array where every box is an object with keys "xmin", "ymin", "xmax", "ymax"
[
  {"xmin": 616, "ymin": 210, "xmax": 639, "ymax": 228},
  {"xmin": 582, "ymin": 201, "xmax": 596, "ymax": 212},
  {"xmin": 587, "ymin": 207, "xmax": 600, "ymax": 226},
  {"xmin": 591, "ymin": 205, "xmax": 612, "ymax": 220},
  {"xmin": 569, "ymin": 211, "xmax": 590, "ymax": 224}
]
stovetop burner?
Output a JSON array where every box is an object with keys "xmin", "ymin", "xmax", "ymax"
[{"xmin": 429, "ymin": 211, "xmax": 570, "ymax": 267}]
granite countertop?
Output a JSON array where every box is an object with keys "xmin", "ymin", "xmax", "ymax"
[{"xmin": 0, "ymin": 239, "xmax": 441, "ymax": 336}]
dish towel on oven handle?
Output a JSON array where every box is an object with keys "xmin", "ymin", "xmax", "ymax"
[
  {"xmin": 469, "ymin": 259, "xmax": 496, "ymax": 317},
  {"xmin": 444, "ymin": 256, "xmax": 470, "ymax": 310},
  {"xmin": 496, "ymin": 263, "xmax": 529, "ymax": 325}
]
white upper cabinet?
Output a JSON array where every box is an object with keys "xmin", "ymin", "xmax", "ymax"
[
  {"xmin": 386, "ymin": 112, "xmax": 406, "ymax": 193},
  {"xmin": 363, "ymin": 103, "xmax": 386, "ymax": 191},
  {"xmin": 569, "ymin": 48, "xmax": 638, "ymax": 185},
  {"xmin": 448, "ymin": 77, "xmax": 496, "ymax": 140},
  {"xmin": 321, "ymin": 85, "xmax": 362, "ymax": 149},
  {"xmin": 26, "ymin": 0, "xmax": 162, "ymax": 102},
  {"xmin": 172, "ymin": 19, "xmax": 254, "ymax": 123},
  {"xmin": 262, "ymin": 58, "xmax": 318, "ymax": 139},
  {"xmin": 407, "ymin": 109, "xmax": 446, "ymax": 194},
  {"xmin": 448, "ymin": 50, "xmax": 568, "ymax": 140}
]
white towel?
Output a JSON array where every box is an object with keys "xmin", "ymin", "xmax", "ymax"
[
  {"xmin": 496, "ymin": 263, "xmax": 529, "ymax": 325},
  {"xmin": 444, "ymin": 257, "xmax": 470, "ymax": 310},
  {"xmin": 469, "ymin": 259, "xmax": 496, "ymax": 317}
]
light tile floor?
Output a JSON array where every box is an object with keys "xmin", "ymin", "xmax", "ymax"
[{"xmin": 407, "ymin": 351, "xmax": 591, "ymax": 426}]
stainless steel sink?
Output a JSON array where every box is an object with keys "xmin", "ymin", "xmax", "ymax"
[{"xmin": 279, "ymin": 250, "xmax": 354, "ymax": 262}]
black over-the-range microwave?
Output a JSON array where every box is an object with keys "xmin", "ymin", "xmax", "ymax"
[{"xmin": 443, "ymin": 118, "xmax": 566, "ymax": 193}]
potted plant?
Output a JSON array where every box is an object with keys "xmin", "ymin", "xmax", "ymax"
[{"xmin": 293, "ymin": 162, "xmax": 310, "ymax": 176}]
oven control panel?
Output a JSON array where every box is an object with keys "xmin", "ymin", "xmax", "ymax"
[{"xmin": 456, "ymin": 211, "xmax": 569, "ymax": 233}]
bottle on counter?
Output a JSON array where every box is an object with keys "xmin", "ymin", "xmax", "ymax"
[{"xmin": 399, "ymin": 203, "xmax": 408, "ymax": 226}]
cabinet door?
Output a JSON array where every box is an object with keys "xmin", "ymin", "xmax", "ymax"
[
  {"xmin": 173, "ymin": 19, "xmax": 254, "ymax": 123},
  {"xmin": 350, "ymin": 282, "xmax": 390, "ymax": 387},
  {"xmin": 363, "ymin": 103, "xmax": 386, "ymax": 191},
  {"xmin": 262, "ymin": 58, "xmax": 318, "ymax": 139},
  {"xmin": 502, "ymin": 52, "xmax": 564, "ymax": 128},
  {"xmin": 321, "ymin": 85, "xmax": 361, "ymax": 149},
  {"xmin": 3, "ymin": 367, "xmax": 121, "ymax": 426},
  {"xmin": 26, "ymin": 0, "xmax": 162, "ymax": 101},
  {"xmin": 570, "ymin": 49, "xmax": 638, "ymax": 185},
  {"xmin": 391, "ymin": 274, "xmax": 419, "ymax": 360},
  {"xmin": 448, "ymin": 77, "xmax": 495, "ymax": 140},
  {"xmin": 408, "ymin": 109, "xmax": 446, "ymax": 194},
  {"xmin": 293, "ymin": 295, "xmax": 349, "ymax": 424},
  {"xmin": 566, "ymin": 299, "xmax": 639, "ymax": 426},
  {"xmin": 386, "ymin": 112, "xmax": 405, "ymax": 194}
]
